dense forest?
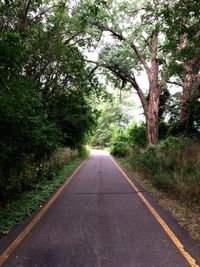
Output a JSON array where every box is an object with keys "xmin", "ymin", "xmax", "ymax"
[{"xmin": 0, "ymin": 0, "xmax": 199, "ymax": 210}]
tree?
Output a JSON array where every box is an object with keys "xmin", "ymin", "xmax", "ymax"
[
  {"xmin": 75, "ymin": 0, "xmax": 166, "ymax": 144},
  {"xmin": 91, "ymin": 91, "xmax": 134, "ymax": 147},
  {"xmin": 0, "ymin": 0, "xmax": 101, "ymax": 198},
  {"xmin": 0, "ymin": 0, "xmax": 99, "ymax": 148},
  {"xmin": 162, "ymin": 0, "xmax": 200, "ymax": 131}
]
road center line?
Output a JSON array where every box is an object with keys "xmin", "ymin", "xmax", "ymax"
[{"xmin": 110, "ymin": 156, "xmax": 199, "ymax": 267}]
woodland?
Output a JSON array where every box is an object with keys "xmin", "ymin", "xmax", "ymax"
[{"xmin": 0, "ymin": 0, "xmax": 200, "ymax": 208}]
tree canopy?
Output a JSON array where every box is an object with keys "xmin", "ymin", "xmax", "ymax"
[
  {"xmin": 0, "ymin": 0, "xmax": 200, "ymax": 200},
  {"xmin": 73, "ymin": 0, "xmax": 200, "ymax": 142}
]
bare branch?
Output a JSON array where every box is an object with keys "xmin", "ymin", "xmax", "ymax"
[
  {"xmin": 141, "ymin": 34, "xmax": 150, "ymax": 48},
  {"xmin": 167, "ymin": 80, "xmax": 183, "ymax": 87},
  {"xmin": 88, "ymin": 66, "xmax": 99, "ymax": 77},
  {"xmin": 24, "ymin": 0, "xmax": 32, "ymax": 20},
  {"xmin": 130, "ymin": 43, "xmax": 151, "ymax": 75},
  {"xmin": 92, "ymin": 21, "xmax": 125, "ymax": 41},
  {"xmin": 63, "ymin": 33, "xmax": 81, "ymax": 44}
]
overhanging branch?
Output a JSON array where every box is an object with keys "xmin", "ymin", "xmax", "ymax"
[
  {"xmin": 91, "ymin": 21, "xmax": 151, "ymax": 75},
  {"xmin": 167, "ymin": 80, "xmax": 183, "ymax": 87},
  {"xmin": 86, "ymin": 59, "xmax": 148, "ymax": 110}
]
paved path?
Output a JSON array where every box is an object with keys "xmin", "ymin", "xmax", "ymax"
[{"xmin": 0, "ymin": 150, "xmax": 200, "ymax": 267}]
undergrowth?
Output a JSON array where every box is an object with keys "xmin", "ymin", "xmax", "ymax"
[
  {"xmin": 129, "ymin": 137, "xmax": 200, "ymax": 204},
  {"xmin": 0, "ymin": 151, "xmax": 88, "ymax": 237}
]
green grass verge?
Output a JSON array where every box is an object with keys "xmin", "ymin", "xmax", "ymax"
[
  {"xmin": 0, "ymin": 155, "xmax": 87, "ymax": 237},
  {"xmin": 114, "ymin": 156, "xmax": 132, "ymax": 172}
]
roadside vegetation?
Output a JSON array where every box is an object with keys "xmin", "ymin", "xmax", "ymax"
[
  {"xmin": 86, "ymin": 0, "xmax": 200, "ymax": 243},
  {"xmin": 0, "ymin": 0, "xmax": 200, "ymax": 244},
  {"xmin": 91, "ymin": 95, "xmax": 200, "ymax": 242},
  {"xmin": 0, "ymin": 150, "xmax": 88, "ymax": 237},
  {"xmin": 0, "ymin": 0, "xmax": 101, "ymax": 234},
  {"xmin": 92, "ymin": 97, "xmax": 200, "ymax": 205},
  {"xmin": 85, "ymin": 0, "xmax": 200, "ymax": 206},
  {"xmin": 114, "ymin": 137, "xmax": 200, "ymax": 204}
]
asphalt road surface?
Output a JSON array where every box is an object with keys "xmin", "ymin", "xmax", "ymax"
[{"xmin": 0, "ymin": 150, "xmax": 200, "ymax": 267}]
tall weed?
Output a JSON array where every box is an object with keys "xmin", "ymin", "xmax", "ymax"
[
  {"xmin": 0, "ymin": 147, "xmax": 79, "ymax": 202},
  {"xmin": 129, "ymin": 137, "xmax": 200, "ymax": 204}
]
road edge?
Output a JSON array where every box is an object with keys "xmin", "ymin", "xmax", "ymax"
[
  {"xmin": 0, "ymin": 156, "xmax": 88, "ymax": 266},
  {"xmin": 110, "ymin": 155, "xmax": 199, "ymax": 267}
]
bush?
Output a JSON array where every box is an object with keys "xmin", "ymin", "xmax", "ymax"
[
  {"xmin": 0, "ymin": 147, "xmax": 78, "ymax": 202},
  {"xmin": 111, "ymin": 141, "xmax": 129, "ymax": 157},
  {"xmin": 0, "ymin": 85, "xmax": 62, "ymax": 201},
  {"xmin": 127, "ymin": 122, "xmax": 147, "ymax": 148},
  {"xmin": 129, "ymin": 136, "xmax": 200, "ymax": 204},
  {"xmin": 110, "ymin": 128, "xmax": 129, "ymax": 157}
]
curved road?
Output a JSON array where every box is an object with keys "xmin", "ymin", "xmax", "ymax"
[{"xmin": 0, "ymin": 150, "xmax": 200, "ymax": 266}]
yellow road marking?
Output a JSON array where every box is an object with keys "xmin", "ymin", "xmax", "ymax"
[
  {"xmin": 0, "ymin": 158, "xmax": 87, "ymax": 266},
  {"xmin": 110, "ymin": 156, "xmax": 199, "ymax": 267}
]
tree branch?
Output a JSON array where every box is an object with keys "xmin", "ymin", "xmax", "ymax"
[
  {"xmin": 28, "ymin": 5, "xmax": 59, "ymax": 24},
  {"xmin": 86, "ymin": 59, "xmax": 148, "ymax": 110},
  {"xmin": 92, "ymin": 21, "xmax": 124, "ymax": 41},
  {"xmin": 88, "ymin": 66, "xmax": 99, "ymax": 77},
  {"xmin": 91, "ymin": 21, "xmax": 151, "ymax": 75},
  {"xmin": 167, "ymin": 80, "xmax": 183, "ymax": 87},
  {"xmin": 130, "ymin": 42, "xmax": 151, "ymax": 75}
]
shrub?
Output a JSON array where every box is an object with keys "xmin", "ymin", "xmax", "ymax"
[
  {"xmin": 0, "ymin": 85, "xmax": 61, "ymax": 167},
  {"xmin": 127, "ymin": 122, "xmax": 147, "ymax": 148},
  {"xmin": 111, "ymin": 141, "xmax": 129, "ymax": 157},
  {"xmin": 110, "ymin": 129, "xmax": 129, "ymax": 157},
  {"xmin": 0, "ymin": 147, "xmax": 78, "ymax": 202},
  {"xmin": 129, "ymin": 136, "xmax": 200, "ymax": 204}
]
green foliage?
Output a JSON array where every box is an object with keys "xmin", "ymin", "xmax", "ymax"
[
  {"xmin": 110, "ymin": 130, "xmax": 129, "ymax": 157},
  {"xmin": 110, "ymin": 141, "xmax": 129, "ymax": 157},
  {"xmin": 0, "ymin": 29, "xmax": 24, "ymax": 86},
  {"xmin": 0, "ymin": 0, "xmax": 100, "ymax": 203},
  {"xmin": 129, "ymin": 137, "xmax": 200, "ymax": 204},
  {"xmin": 0, "ymin": 146, "xmax": 78, "ymax": 202},
  {"xmin": 91, "ymin": 92, "xmax": 134, "ymax": 148},
  {"xmin": 1, "ymin": 0, "xmax": 200, "ymax": 211},
  {"xmin": 162, "ymin": 0, "xmax": 200, "ymax": 63},
  {"xmin": 127, "ymin": 122, "xmax": 147, "ymax": 148},
  {"xmin": 165, "ymin": 92, "xmax": 200, "ymax": 136},
  {"xmin": 0, "ymin": 85, "xmax": 61, "ymax": 199},
  {"xmin": 48, "ymin": 91, "xmax": 97, "ymax": 149},
  {"xmin": 0, "ymin": 153, "xmax": 86, "ymax": 237},
  {"xmin": 110, "ymin": 121, "xmax": 147, "ymax": 156},
  {"xmin": 0, "ymin": 85, "xmax": 60, "ymax": 161}
]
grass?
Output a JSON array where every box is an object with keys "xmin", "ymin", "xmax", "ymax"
[
  {"xmin": 129, "ymin": 137, "xmax": 200, "ymax": 204},
  {"xmin": 0, "ymin": 155, "xmax": 87, "ymax": 238}
]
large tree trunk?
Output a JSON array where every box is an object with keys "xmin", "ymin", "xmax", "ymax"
[
  {"xmin": 91, "ymin": 19, "xmax": 161, "ymax": 145},
  {"xmin": 180, "ymin": 61, "xmax": 200, "ymax": 130},
  {"xmin": 145, "ymin": 39, "xmax": 160, "ymax": 144},
  {"xmin": 145, "ymin": 83, "xmax": 160, "ymax": 144},
  {"xmin": 129, "ymin": 74, "xmax": 160, "ymax": 145},
  {"xmin": 146, "ymin": 111, "xmax": 159, "ymax": 144}
]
